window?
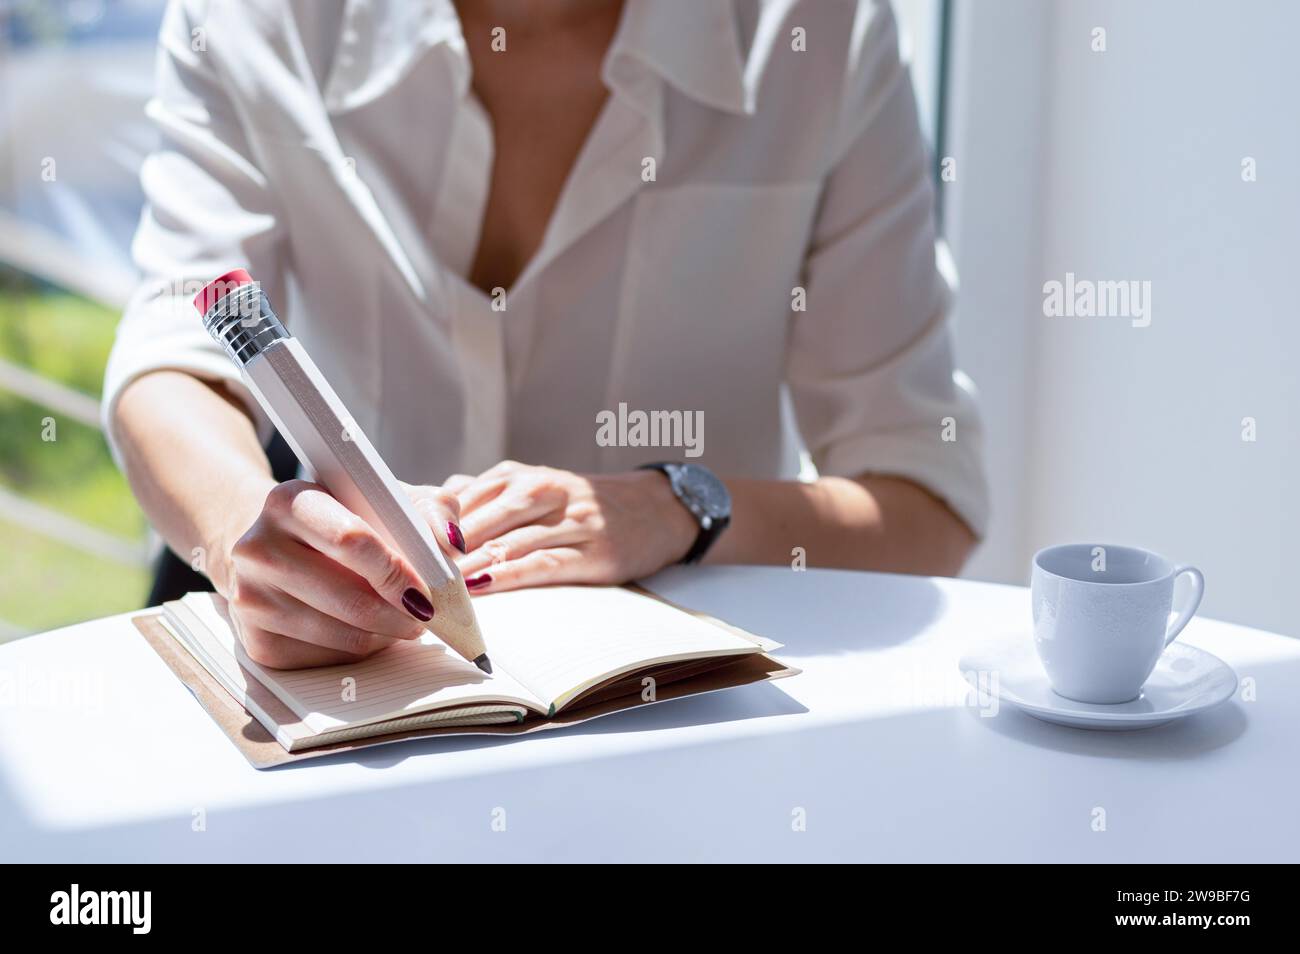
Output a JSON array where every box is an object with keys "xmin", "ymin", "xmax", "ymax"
[{"xmin": 0, "ymin": 1, "xmax": 162, "ymax": 637}]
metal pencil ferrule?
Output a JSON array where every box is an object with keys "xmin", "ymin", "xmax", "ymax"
[{"xmin": 200, "ymin": 281, "xmax": 289, "ymax": 367}]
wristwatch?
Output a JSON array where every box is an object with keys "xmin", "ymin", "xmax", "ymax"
[{"xmin": 639, "ymin": 462, "xmax": 732, "ymax": 565}]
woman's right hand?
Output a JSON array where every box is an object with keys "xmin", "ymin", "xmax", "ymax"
[{"xmin": 212, "ymin": 479, "xmax": 461, "ymax": 669}]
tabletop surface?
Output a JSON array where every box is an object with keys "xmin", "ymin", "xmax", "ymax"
[{"xmin": 1, "ymin": 566, "xmax": 1296, "ymax": 862}]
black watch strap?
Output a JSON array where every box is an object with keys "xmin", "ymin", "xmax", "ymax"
[
  {"xmin": 679, "ymin": 518, "xmax": 722, "ymax": 565},
  {"xmin": 639, "ymin": 463, "xmax": 731, "ymax": 565}
]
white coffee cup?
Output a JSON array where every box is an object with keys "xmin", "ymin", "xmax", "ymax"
[{"xmin": 1031, "ymin": 543, "xmax": 1205, "ymax": 704}]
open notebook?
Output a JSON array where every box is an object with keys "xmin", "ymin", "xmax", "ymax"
[{"xmin": 148, "ymin": 585, "xmax": 796, "ymax": 766}]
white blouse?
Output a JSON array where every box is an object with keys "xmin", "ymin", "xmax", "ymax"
[{"xmin": 104, "ymin": 0, "xmax": 989, "ymax": 537}]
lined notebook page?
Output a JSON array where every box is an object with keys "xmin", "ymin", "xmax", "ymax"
[
  {"xmin": 471, "ymin": 586, "xmax": 760, "ymax": 712},
  {"xmin": 179, "ymin": 593, "xmax": 544, "ymax": 734}
]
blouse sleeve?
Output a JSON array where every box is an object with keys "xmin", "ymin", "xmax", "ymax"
[
  {"xmin": 101, "ymin": 0, "xmax": 282, "ymax": 465},
  {"xmin": 784, "ymin": 0, "xmax": 989, "ymax": 537}
]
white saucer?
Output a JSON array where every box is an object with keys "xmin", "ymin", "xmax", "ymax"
[{"xmin": 958, "ymin": 640, "xmax": 1238, "ymax": 730}]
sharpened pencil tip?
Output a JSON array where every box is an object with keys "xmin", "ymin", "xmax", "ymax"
[{"xmin": 474, "ymin": 653, "xmax": 493, "ymax": 675}]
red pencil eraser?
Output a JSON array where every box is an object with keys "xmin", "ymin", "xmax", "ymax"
[{"xmin": 193, "ymin": 268, "xmax": 255, "ymax": 316}]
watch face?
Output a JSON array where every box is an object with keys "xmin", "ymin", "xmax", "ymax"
[{"xmin": 674, "ymin": 463, "xmax": 731, "ymax": 519}]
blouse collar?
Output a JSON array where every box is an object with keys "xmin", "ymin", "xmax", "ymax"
[{"xmin": 321, "ymin": 0, "xmax": 753, "ymax": 116}]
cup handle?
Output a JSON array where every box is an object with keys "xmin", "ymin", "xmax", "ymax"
[{"xmin": 1164, "ymin": 565, "xmax": 1205, "ymax": 646}]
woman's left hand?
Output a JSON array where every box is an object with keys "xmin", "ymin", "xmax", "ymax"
[{"xmin": 445, "ymin": 461, "xmax": 699, "ymax": 593}]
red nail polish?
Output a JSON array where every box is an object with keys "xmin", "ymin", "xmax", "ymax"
[
  {"xmin": 402, "ymin": 587, "xmax": 435, "ymax": 621},
  {"xmin": 448, "ymin": 521, "xmax": 467, "ymax": 554},
  {"xmin": 465, "ymin": 573, "xmax": 492, "ymax": 590}
]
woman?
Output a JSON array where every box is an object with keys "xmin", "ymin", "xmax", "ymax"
[{"xmin": 107, "ymin": 0, "xmax": 988, "ymax": 668}]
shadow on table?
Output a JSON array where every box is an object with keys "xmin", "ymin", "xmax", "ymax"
[
  {"xmin": 966, "ymin": 698, "xmax": 1249, "ymax": 760},
  {"xmin": 962, "ymin": 641, "xmax": 1300, "ymax": 760},
  {"xmin": 642, "ymin": 565, "xmax": 949, "ymax": 655},
  {"xmin": 326, "ymin": 679, "xmax": 809, "ymax": 771}
]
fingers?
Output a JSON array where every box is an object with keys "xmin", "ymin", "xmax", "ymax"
[
  {"xmin": 402, "ymin": 481, "xmax": 461, "ymax": 521},
  {"xmin": 441, "ymin": 473, "xmax": 475, "ymax": 495},
  {"xmin": 446, "ymin": 464, "xmax": 601, "ymax": 592},
  {"xmin": 455, "ymin": 522, "xmax": 585, "ymax": 577},
  {"xmin": 402, "ymin": 482, "xmax": 467, "ymax": 555},
  {"xmin": 462, "ymin": 547, "xmax": 586, "ymax": 594},
  {"xmin": 454, "ymin": 459, "xmax": 526, "ymax": 516},
  {"xmin": 235, "ymin": 586, "xmax": 403, "ymax": 663},
  {"xmin": 268, "ymin": 481, "xmax": 435, "ymax": 624},
  {"xmin": 459, "ymin": 481, "xmax": 567, "ymax": 549},
  {"xmin": 263, "ymin": 542, "xmax": 428, "ymax": 640},
  {"xmin": 455, "ymin": 474, "xmax": 510, "ymax": 517},
  {"xmin": 238, "ymin": 623, "xmax": 381, "ymax": 670}
]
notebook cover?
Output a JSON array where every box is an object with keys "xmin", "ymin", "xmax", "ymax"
[{"xmin": 133, "ymin": 611, "xmax": 798, "ymax": 769}]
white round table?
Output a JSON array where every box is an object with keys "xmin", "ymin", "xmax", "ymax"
[{"xmin": 0, "ymin": 566, "xmax": 1294, "ymax": 862}]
